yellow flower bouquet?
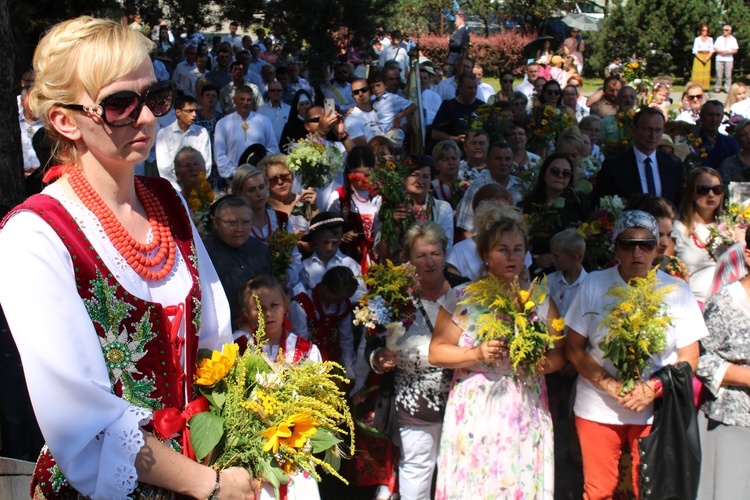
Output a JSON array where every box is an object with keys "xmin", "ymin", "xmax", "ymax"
[
  {"xmin": 189, "ymin": 297, "xmax": 354, "ymax": 497},
  {"xmin": 459, "ymin": 275, "xmax": 564, "ymax": 371},
  {"xmin": 598, "ymin": 267, "xmax": 675, "ymax": 395},
  {"xmin": 187, "ymin": 171, "xmax": 215, "ymax": 229}
]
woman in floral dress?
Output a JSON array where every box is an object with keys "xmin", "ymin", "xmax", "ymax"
[{"xmin": 429, "ymin": 205, "xmax": 565, "ymax": 499}]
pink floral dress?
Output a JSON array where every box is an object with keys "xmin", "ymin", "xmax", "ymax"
[{"xmin": 435, "ymin": 284, "xmax": 554, "ymax": 499}]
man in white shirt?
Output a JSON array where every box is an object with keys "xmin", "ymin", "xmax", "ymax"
[
  {"xmin": 436, "ymin": 58, "xmax": 474, "ymax": 101},
  {"xmin": 18, "ymin": 87, "xmax": 42, "ymax": 175},
  {"xmin": 419, "ymin": 66, "xmax": 442, "ymax": 127},
  {"xmin": 472, "ymin": 65, "xmax": 494, "ymax": 103},
  {"xmin": 514, "ymin": 63, "xmax": 539, "ymax": 104},
  {"xmin": 714, "ymin": 25, "xmax": 739, "ymax": 94},
  {"xmin": 257, "ymin": 81, "xmax": 290, "ymax": 145},
  {"xmin": 456, "ymin": 142, "xmax": 524, "ymax": 238},
  {"xmin": 344, "ymin": 79, "xmax": 385, "ymax": 146},
  {"xmin": 214, "ymin": 85, "xmax": 280, "ymax": 179},
  {"xmin": 219, "ymin": 62, "xmax": 263, "ymax": 114},
  {"xmin": 155, "ymin": 95, "xmax": 212, "ymax": 192},
  {"xmin": 322, "ymin": 62, "xmax": 356, "ymax": 113},
  {"xmin": 171, "ymin": 46, "xmax": 198, "ymax": 96},
  {"xmin": 378, "ymin": 31, "xmax": 410, "ymax": 77},
  {"xmin": 222, "ymin": 22, "xmax": 243, "ymax": 50}
]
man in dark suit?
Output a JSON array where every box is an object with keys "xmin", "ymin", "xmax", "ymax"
[
  {"xmin": 595, "ymin": 107, "xmax": 683, "ymax": 207},
  {"xmin": 446, "ymin": 11, "xmax": 469, "ymax": 77}
]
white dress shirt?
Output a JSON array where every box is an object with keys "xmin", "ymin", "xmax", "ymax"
[
  {"xmin": 155, "ymin": 121, "xmax": 213, "ymax": 192},
  {"xmin": 214, "ymin": 111, "xmax": 280, "ymax": 178},
  {"xmin": 257, "ymin": 101, "xmax": 291, "ymax": 144},
  {"xmin": 171, "ymin": 61, "xmax": 197, "ymax": 95},
  {"xmin": 633, "ymin": 147, "xmax": 662, "ymax": 196},
  {"xmin": 421, "ymin": 88, "xmax": 442, "ymax": 126}
]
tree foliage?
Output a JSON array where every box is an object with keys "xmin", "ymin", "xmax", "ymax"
[{"xmin": 588, "ymin": 0, "xmax": 722, "ymax": 81}]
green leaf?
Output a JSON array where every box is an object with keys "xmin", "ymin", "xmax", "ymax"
[
  {"xmin": 188, "ymin": 412, "xmax": 224, "ymax": 462},
  {"xmin": 324, "ymin": 447, "xmax": 341, "ymax": 471},
  {"xmin": 309, "ymin": 428, "xmax": 343, "ymax": 454},
  {"xmin": 260, "ymin": 458, "xmax": 290, "ymax": 500},
  {"xmin": 203, "ymin": 389, "xmax": 226, "ymax": 410}
]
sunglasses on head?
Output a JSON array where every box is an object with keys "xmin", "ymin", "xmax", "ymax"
[
  {"xmin": 352, "ymin": 87, "xmax": 369, "ymax": 95},
  {"xmin": 549, "ymin": 166, "xmax": 572, "ymax": 178},
  {"xmin": 59, "ymin": 80, "xmax": 175, "ymax": 127},
  {"xmin": 695, "ymin": 184, "xmax": 725, "ymax": 196},
  {"xmin": 616, "ymin": 238, "xmax": 657, "ymax": 252}
]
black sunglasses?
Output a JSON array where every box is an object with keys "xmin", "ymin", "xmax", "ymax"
[
  {"xmin": 306, "ymin": 117, "xmax": 321, "ymax": 123},
  {"xmin": 695, "ymin": 184, "xmax": 725, "ymax": 196},
  {"xmin": 59, "ymin": 80, "xmax": 175, "ymax": 127},
  {"xmin": 352, "ymin": 87, "xmax": 369, "ymax": 95},
  {"xmin": 545, "ymin": 89, "xmax": 561, "ymax": 96},
  {"xmin": 616, "ymin": 238, "xmax": 658, "ymax": 252},
  {"xmin": 502, "ymin": 78, "xmax": 514, "ymax": 84},
  {"xmin": 549, "ymin": 166, "xmax": 572, "ymax": 178}
]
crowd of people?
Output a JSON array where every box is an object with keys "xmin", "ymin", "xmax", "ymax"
[{"xmin": 5, "ymin": 11, "xmax": 750, "ymax": 500}]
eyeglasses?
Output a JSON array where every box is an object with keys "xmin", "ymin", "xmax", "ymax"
[
  {"xmin": 687, "ymin": 94, "xmax": 704, "ymax": 101},
  {"xmin": 59, "ymin": 80, "xmax": 175, "ymax": 127},
  {"xmin": 352, "ymin": 87, "xmax": 369, "ymax": 95},
  {"xmin": 179, "ymin": 108, "xmax": 197, "ymax": 114},
  {"xmin": 306, "ymin": 117, "xmax": 321, "ymax": 123},
  {"xmin": 549, "ymin": 166, "xmax": 572, "ymax": 178},
  {"xmin": 616, "ymin": 239, "xmax": 657, "ymax": 252},
  {"xmin": 695, "ymin": 184, "xmax": 725, "ymax": 196},
  {"xmin": 268, "ymin": 173, "xmax": 292, "ymax": 184},
  {"xmin": 545, "ymin": 89, "xmax": 561, "ymax": 96},
  {"xmin": 214, "ymin": 218, "xmax": 252, "ymax": 230}
]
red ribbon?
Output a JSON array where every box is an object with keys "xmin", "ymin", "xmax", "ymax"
[{"xmin": 153, "ymin": 396, "xmax": 210, "ymax": 460}]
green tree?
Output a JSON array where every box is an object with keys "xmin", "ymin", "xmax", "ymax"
[{"xmin": 588, "ymin": 0, "xmax": 719, "ymax": 81}]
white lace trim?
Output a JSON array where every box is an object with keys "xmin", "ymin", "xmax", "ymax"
[{"xmin": 100, "ymin": 406, "xmax": 152, "ymax": 499}]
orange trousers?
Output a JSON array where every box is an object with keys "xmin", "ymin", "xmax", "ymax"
[{"xmin": 575, "ymin": 416, "xmax": 651, "ymax": 500}]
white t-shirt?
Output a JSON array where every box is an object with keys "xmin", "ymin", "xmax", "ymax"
[
  {"xmin": 565, "ymin": 266, "xmax": 707, "ymax": 425},
  {"xmin": 344, "ymin": 107, "xmax": 385, "ymax": 143}
]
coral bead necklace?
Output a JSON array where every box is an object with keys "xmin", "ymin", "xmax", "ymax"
[{"xmin": 67, "ymin": 168, "xmax": 176, "ymax": 281}]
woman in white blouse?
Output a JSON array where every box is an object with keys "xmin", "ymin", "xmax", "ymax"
[{"xmin": 691, "ymin": 25, "xmax": 714, "ymax": 90}]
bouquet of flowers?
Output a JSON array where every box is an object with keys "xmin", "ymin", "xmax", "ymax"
[
  {"xmin": 370, "ymin": 160, "xmax": 413, "ymax": 251},
  {"xmin": 189, "ymin": 298, "xmax": 354, "ymax": 496},
  {"xmin": 579, "ymin": 155, "xmax": 602, "ymax": 181},
  {"xmin": 459, "ymin": 275, "xmax": 564, "ymax": 371},
  {"xmin": 598, "ymin": 267, "xmax": 675, "ymax": 395},
  {"xmin": 512, "ymin": 155, "xmax": 542, "ymax": 194},
  {"xmin": 471, "ymin": 103, "xmax": 514, "ymax": 144},
  {"xmin": 621, "ymin": 59, "xmax": 652, "ymax": 89},
  {"xmin": 268, "ymin": 229, "xmax": 298, "ymax": 282},
  {"xmin": 525, "ymin": 104, "xmax": 576, "ymax": 155},
  {"xmin": 577, "ymin": 195, "xmax": 625, "ymax": 270},
  {"xmin": 448, "ymin": 179, "xmax": 472, "ymax": 210},
  {"xmin": 705, "ymin": 201, "xmax": 750, "ymax": 260},
  {"xmin": 602, "ymin": 108, "xmax": 637, "ymax": 157},
  {"xmin": 353, "ymin": 259, "xmax": 420, "ymax": 340},
  {"xmin": 286, "ymin": 135, "xmax": 344, "ymax": 189},
  {"xmin": 187, "ymin": 172, "xmax": 215, "ymax": 230}
]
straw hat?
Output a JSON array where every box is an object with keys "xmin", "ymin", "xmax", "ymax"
[{"xmin": 658, "ymin": 134, "xmax": 690, "ymax": 162}]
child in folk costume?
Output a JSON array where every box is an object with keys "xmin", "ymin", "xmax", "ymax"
[
  {"xmin": 326, "ymin": 146, "xmax": 381, "ymax": 274},
  {"xmin": 292, "ymin": 211, "xmax": 366, "ymax": 302},
  {"xmin": 234, "ymin": 275, "xmax": 322, "ymax": 499},
  {"xmin": 290, "ymin": 266, "xmax": 358, "ymax": 380}
]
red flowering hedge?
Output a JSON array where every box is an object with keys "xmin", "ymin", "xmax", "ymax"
[{"xmin": 418, "ymin": 31, "xmax": 536, "ymax": 77}]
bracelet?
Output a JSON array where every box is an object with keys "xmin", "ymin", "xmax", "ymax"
[{"xmin": 207, "ymin": 469, "xmax": 220, "ymax": 500}]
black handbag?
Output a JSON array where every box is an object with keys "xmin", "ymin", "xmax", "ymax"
[
  {"xmin": 372, "ymin": 370, "xmax": 402, "ymax": 447},
  {"xmin": 638, "ymin": 362, "xmax": 701, "ymax": 500}
]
